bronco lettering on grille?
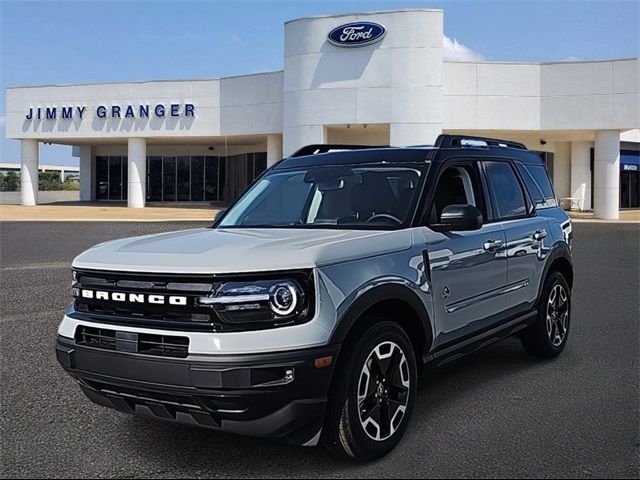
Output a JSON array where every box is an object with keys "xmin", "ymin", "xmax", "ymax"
[{"xmin": 80, "ymin": 289, "xmax": 188, "ymax": 306}]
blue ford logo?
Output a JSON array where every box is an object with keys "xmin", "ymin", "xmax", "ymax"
[{"xmin": 327, "ymin": 21, "xmax": 386, "ymax": 47}]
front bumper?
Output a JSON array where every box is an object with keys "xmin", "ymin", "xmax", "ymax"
[{"xmin": 56, "ymin": 336, "xmax": 339, "ymax": 445}]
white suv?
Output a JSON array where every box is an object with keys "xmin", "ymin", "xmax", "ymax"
[{"xmin": 57, "ymin": 135, "xmax": 573, "ymax": 460}]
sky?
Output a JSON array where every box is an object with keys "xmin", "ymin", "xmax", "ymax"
[{"xmin": 1, "ymin": 0, "xmax": 638, "ymax": 166}]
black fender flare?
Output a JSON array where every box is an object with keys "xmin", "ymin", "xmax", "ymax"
[
  {"xmin": 329, "ymin": 283, "xmax": 433, "ymax": 355},
  {"xmin": 536, "ymin": 242, "xmax": 573, "ymax": 305}
]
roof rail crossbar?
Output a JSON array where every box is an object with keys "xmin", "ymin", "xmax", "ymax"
[
  {"xmin": 435, "ymin": 135, "xmax": 527, "ymax": 150},
  {"xmin": 290, "ymin": 144, "xmax": 389, "ymax": 158}
]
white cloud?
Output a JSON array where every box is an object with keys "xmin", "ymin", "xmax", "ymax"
[{"xmin": 443, "ymin": 35, "xmax": 485, "ymax": 62}]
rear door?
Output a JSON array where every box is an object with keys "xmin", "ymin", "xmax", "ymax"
[{"xmin": 481, "ymin": 160, "xmax": 548, "ymax": 315}]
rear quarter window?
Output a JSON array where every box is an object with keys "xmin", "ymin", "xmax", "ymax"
[
  {"xmin": 484, "ymin": 161, "xmax": 528, "ymax": 219},
  {"xmin": 516, "ymin": 163, "xmax": 558, "ymax": 209}
]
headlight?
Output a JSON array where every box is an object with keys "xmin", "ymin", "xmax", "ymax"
[
  {"xmin": 71, "ymin": 270, "xmax": 80, "ymax": 297},
  {"xmin": 269, "ymin": 282, "xmax": 298, "ymax": 316},
  {"xmin": 198, "ymin": 276, "xmax": 312, "ymax": 327}
]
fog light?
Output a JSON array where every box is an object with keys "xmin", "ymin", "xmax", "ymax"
[{"xmin": 284, "ymin": 368, "xmax": 295, "ymax": 382}]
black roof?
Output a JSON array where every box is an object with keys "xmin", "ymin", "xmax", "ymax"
[
  {"xmin": 275, "ymin": 148, "xmax": 434, "ymax": 169},
  {"xmin": 275, "ymin": 135, "xmax": 544, "ymax": 170}
]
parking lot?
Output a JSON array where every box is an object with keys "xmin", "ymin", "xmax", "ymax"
[{"xmin": 1, "ymin": 221, "xmax": 638, "ymax": 478}]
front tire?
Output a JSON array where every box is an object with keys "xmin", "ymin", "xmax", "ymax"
[
  {"xmin": 521, "ymin": 271, "xmax": 571, "ymax": 358},
  {"xmin": 322, "ymin": 321, "xmax": 417, "ymax": 461}
]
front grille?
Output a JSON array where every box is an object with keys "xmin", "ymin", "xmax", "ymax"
[
  {"xmin": 76, "ymin": 326, "xmax": 116, "ymax": 349},
  {"xmin": 70, "ymin": 268, "xmax": 315, "ymax": 332},
  {"xmin": 71, "ymin": 269, "xmax": 223, "ymax": 332},
  {"xmin": 75, "ymin": 326, "xmax": 189, "ymax": 358}
]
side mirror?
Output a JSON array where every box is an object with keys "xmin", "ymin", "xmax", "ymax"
[
  {"xmin": 430, "ymin": 204, "xmax": 483, "ymax": 232},
  {"xmin": 214, "ymin": 209, "xmax": 226, "ymax": 222}
]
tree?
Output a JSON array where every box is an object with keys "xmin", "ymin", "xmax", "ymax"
[
  {"xmin": 3, "ymin": 171, "xmax": 20, "ymax": 191},
  {"xmin": 38, "ymin": 171, "xmax": 63, "ymax": 191}
]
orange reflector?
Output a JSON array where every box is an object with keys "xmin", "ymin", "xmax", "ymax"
[{"xmin": 314, "ymin": 356, "xmax": 333, "ymax": 369}]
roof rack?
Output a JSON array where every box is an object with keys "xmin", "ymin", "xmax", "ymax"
[
  {"xmin": 289, "ymin": 144, "xmax": 389, "ymax": 158},
  {"xmin": 435, "ymin": 135, "xmax": 527, "ymax": 150}
]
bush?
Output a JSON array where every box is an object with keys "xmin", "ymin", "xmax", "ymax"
[
  {"xmin": 61, "ymin": 180, "xmax": 80, "ymax": 191},
  {"xmin": 0, "ymin": 171, "xmax": 79, "ymax": 192},
  {"xmin": 39, "ymin": 171, "xmax": 63, "ymax": 191},
  {"xmin": 1, "ymin": 171, "xmax": 21, "ymax": 191},
  {"xmin": 0, "ymin": 171, "xmax": 79, "ymax": 191}
]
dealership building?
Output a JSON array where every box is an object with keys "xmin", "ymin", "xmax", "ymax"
[{"xmin": 5, "ymin": 9, "xmax": 639, "ymax": 218}]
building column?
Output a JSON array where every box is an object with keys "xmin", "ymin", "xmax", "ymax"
[
  {"xmin": 570, "ymin": 141, "xmax": 592, "ymax": 210},
  {"xmin": 79, "ymin": 146, "xmax": 93, "ymax": 202},
  {"xmin": 20, "ymin": 139, "xmax": 39, "ymax": 206},
  {"xmin": 266, "ymin": 134, "xmax": 283, "ymax": 167},
  {"xmin": 127, "ymin": 138, "xmax": 146, "ymax": 208},
  {"xmin": 593, "ymin": 130, "xmax": 620, "ymax": 220},
  {"xmin": 283, "ymin": 125, "xmax": 325, "ymax": 157},
  {"xmin": 390, "ymin": 124, "xmax": 442, "ymax": 147},
  {"xmin": 553, "ymin": 141, "xmax": 571, "ymax": 199}
]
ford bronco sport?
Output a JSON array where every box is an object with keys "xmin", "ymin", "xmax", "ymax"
[{"xmin": 57, "ymin": 135, "xmax": 573, "ymax": 461}]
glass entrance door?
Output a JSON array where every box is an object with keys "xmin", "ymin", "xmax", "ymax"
[
  {"xmin": 620, "ymin": 170, "xmax": 640, "ymax": 209},
  {"xmin": 631, "ymin": 172, "xmax": 640, "ymax": 208},
  {"xmin": 95, "ymin": 156, "xmax": 127, "ymax": 201},
  {"xmin": 96, "ymin": 156, "xmax": 109, "ymax": 200},
  {"xmin": 108, "ymin": 157, "xmax": 123, "ymax": 200}
]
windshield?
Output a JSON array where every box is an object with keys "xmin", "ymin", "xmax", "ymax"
[{"xmin": 218, "ymin": 164, "xmax": 425, "ymax": 229}]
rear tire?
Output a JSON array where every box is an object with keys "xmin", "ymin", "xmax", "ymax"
[
  {"xmin": 322, "ymin": 320, "xmax": 417, "ymax": 461},
  {"xmin": 521, "ymin": 271, "xmax": 571, "ymax": 358}
]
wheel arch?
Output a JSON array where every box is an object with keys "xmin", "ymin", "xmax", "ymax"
[
  {"xmin": 538, "ymin": 242, "xmax": 573, "ymax": 304},
  {"xmin": 330, "ymin": 284, "xmax": 433, "ymax": 373}
]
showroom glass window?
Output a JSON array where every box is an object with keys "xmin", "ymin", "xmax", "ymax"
[{"xmin": 96, "ymin": 152, "xmax": 266, "ymax": 203}]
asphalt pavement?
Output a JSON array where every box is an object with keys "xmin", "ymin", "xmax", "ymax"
[{"xmin": 1, "ymin": 221, "xmax": 638, "ymax": 478}]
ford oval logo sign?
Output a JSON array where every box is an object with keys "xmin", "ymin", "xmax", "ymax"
[{"xmin": 327, "ymin": 22, "xmax": 386, "ymax": 47}]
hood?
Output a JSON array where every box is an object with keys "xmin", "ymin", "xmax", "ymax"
[{"xmin": 72, "ymin": 227, "xmax": 413, "ymax": 274}]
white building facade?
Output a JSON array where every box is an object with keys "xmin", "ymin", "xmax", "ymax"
[{"xmin": 5, "ymin": 9, "xmax": 639, "ymax": 218}]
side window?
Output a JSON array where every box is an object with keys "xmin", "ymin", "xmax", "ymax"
[
  {"xmin": 526, "ymin": 165, "xmax": 558, "ymax": 207},
  {"xmin": 515, "ymin": 163, "xmax": 547, "ymax": 209},
  {"xmin": 483, "ymin": 161, "xmax": 527, "ymax": 219},
  {"xmin": 429, "ymin": 164, "xmax": 484, "ymax": 223}
]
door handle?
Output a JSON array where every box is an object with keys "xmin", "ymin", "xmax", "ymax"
[
  {"xmin": 532, "ymin": 229, "xmax": 547, "ymax": 241},
  {"xmin": 483, "ymin": 239, "xmax": 504, "ymax": 252}
]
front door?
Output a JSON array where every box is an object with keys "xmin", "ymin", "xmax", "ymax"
[{"xmin": 423, "ymin": 162, "xmax": 507, "ymax": 348}]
